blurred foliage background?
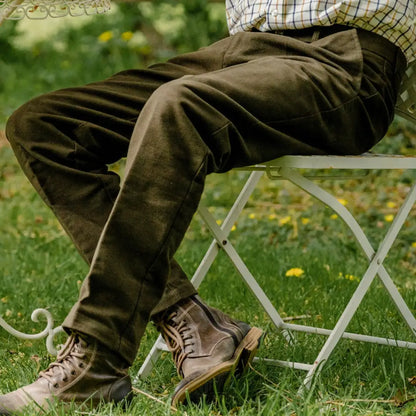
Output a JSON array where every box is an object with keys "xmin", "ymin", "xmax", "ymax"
[{"xmin": 0, "ymin": 0, "xmax": 228, "ymax": 127}]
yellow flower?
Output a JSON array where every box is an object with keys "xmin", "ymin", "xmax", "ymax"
[
  {"xmin": 268, "ymin": 214, "xmax": 277, "ymax": 220},
  {"xmin": 98, "ymin": 31, "xmax": 113, "ymax": 43},
  {"xmin": 345, "ymin": 274, "xmax": 359, "ymax": 282},
  {"xmin": 339, "ymin": 272, "xmax": 359, "ymax": 282},
  {"xmin": 337, "ymin": 198, "xmax": 348, "ymax": 206},
  {"xmin": 121, "ymin": 31, "xmax": 133, "ymax": 41},
  {"xmin": 249, "ymin": 213, "xmax": 256, "ymax": 219},
  {"xmin": 231, "ymin": 225, "xmax": 237, "ymax": 232},
  {"xmin": 285, "ymin": 267, "xmax": 304, "ymax": 277},
  {"xmin": 301, "ymin": 217, "xmax": 310, "ymax": 225},
  {"xmin": 279, "ymin": 215, "xmax": 291, "ymax": 226},
  {"xmin": 216, "ymin": 219, "xmax": 222, "ymax": 226},
  {"xmin": 330, "ymin": 214, "xmax": 338, "ymax": 220},
  {"xmin": 386, "ymin": 201, "xmax": 396, "ymax": 209},
  {"xmin": 384, "ymin": 214, "xmax": 394, "ymax": 222},
  {"xmin": 411, "ymin": 242, "xmax": 416, "ymax": 248}
]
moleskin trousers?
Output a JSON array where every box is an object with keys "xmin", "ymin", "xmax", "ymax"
[{"xmin": 6, "ymin": 28, "xmax": 405, "ymax": 364}]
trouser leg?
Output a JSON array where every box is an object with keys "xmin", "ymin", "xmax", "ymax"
[
  {"xmin": 6, "ymin": 63, "xmax": 216, "ymax": 316},
  {"xmin": 7, "ymin": 28, "xmax": 403, "ymax": 364}
]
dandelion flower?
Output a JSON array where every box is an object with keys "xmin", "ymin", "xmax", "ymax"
[
  {"xmin": 330, "ymin": 214, "xmax": 338, "ymax": 220},
  {"xmin": 268, "ymin": 214, "xmax": 277, "ymax": 220},
  {"xmin": 285, "ymin": 267, "xmax": 304, "ymax": 277},
  {"xmin": 231, "ymin": 225, "xmax": 237, "ymax": 232},
  {"xmin": 384, "ymin": 214, "xmax": 394, "ymax": 222},
  {"xmin": 279, "ymin": 215, "xmax": 291, "ymax": 226},
  {"xmin": 301, "ymin": 217, "xmax": 310, "ymax": 225},
  {"xmin": 412, "ymin": 242, "xmax": 416, "ymax": 248},
  {"xmin": 249, "ymin": 213, "xmax": 256, "ymax": 219},
  {"xmin": 98, "ymin": 31, "xmax": 113, "ymax": 42},
  {"xmin": 345, "ymin": 274, "xmax": 359, "ymax": 282},
  {"xmin": 339, "ymin": 272, "xmax": 359, "ymax": 282},
  {"xmin": 121, "ymin": 31, "xmax": 134, "ymax": 41},
  {"xmin": 386, "ymin": 201, "xmax": 396, "ymax": 209},
  {"xmin": 337, "ymin": 198, "xmax": 348, "ymax": 206}
]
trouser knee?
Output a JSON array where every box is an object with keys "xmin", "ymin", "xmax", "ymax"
[
  {"xmin": 6, "ymin": 93, "xmax": 57, "ymax": 154},
  {"xmin": 142, "ymin": 78, "xmax": 233, "ymax": 172}
]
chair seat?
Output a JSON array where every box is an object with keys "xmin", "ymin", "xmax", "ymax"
[{"xmin": 241, "ymin": 153, "xmax": 416, "ymax": 170}]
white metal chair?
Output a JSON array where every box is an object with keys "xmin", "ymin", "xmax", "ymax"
[{"xmin": 137, "ymin": 62, "xmax": 416, "ymax": 391}]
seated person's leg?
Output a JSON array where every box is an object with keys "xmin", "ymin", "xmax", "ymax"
[{"xmin": 0, "ymin": 26, "xmax": 404, "ymax": 414}]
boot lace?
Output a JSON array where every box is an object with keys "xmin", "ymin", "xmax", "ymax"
[
  {"xmin": 39, "ymin": 334, "xmax": 87, "ymax": 388},
  {"xmin": 157, "ymin": 312, "xmax": 194, "ymax": 377}
]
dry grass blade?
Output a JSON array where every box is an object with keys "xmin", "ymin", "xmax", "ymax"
[
  {"xmin": 323, "ymin": 394, "xmax": 416, "ymax": 408},
  {"xmin": 132, "ymin": 386, "xmax": 178, "ymax": 412}
]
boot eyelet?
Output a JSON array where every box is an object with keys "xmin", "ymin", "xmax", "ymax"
[
  {"xmin": 54, "ymin": 383, "xmax": 59, "ymax": 388},
  {"xmin": 71, "ymin": 370, "xmax": 76, "ymax": 375},
  {"xmin": 79, "ymin": 363, "xmax": 84, "ymax": 368}
]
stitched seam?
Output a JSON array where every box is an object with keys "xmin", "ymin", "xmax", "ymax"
[
  {"xmin": 265, "ymin": 94, "xmax": 362, "ymax": 125},
  {"xmin": 192, "ymin": 297, "xmax": 239, "ymax": 346},
  {"xmin": 117, "ymin": 154, "xmax": 208, "ymax": 352}
]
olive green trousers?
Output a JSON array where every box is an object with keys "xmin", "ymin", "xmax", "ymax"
[{"xmin": 6, "ymin": 27, "xmax": 405, "ymax": 364}]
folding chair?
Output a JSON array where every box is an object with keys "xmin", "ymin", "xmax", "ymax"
[{"xmin": 137, "ymin": 62, "xmax": 416, "ymax": 391}]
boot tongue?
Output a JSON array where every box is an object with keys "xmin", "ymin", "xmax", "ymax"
[
  {"xmin": 56, "ymin": 333, "xmax": 88, "ymax": 360},
  {"xmin": 171, "ymin": 303, "xmax": 204, "ymax": 358},
  {"xmin": 56, "ymin": 333, "xmax": 77, "ymax": 360}
]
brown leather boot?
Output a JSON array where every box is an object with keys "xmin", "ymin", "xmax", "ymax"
[
  {"xmin": 155, "ymin": 295, "xmax": 263, "ymax": 405},
  {"xmin": 0, "ymin": 332, "xmax": 132, "ymax": 415}
]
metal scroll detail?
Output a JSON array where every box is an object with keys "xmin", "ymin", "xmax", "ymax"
[
  {"xmin": 0, "ymin": 0, "xmax": 110, "ymax": 23},
  {"xmin": 0, "ymin": 308, "xmax": 64, "ymax": 355}
]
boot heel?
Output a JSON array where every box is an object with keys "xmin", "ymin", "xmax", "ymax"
[{"xmin": 238, "ymin": 327, "xmax": 264, "ymax": 373}]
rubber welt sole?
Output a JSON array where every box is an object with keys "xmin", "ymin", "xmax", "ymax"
[{"xmin": 171, "ymin": 326, "xmax": 264, "ymax": 406}]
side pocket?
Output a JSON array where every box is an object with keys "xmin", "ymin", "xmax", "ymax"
[
  {"xmin": 315, "ymin": 29, "xmax": 364, "ymax": 93},
  {"xmin": 360, "ymin": 48, "xmax": 399, "ymax": 119}
]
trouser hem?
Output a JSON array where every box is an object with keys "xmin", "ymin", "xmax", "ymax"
[
  {"xmin": 150, "ymin": 285, "xmax": 198, "ymax": 317},
  {"xmin": 63, "ymin": 314, "xmax": 137, "ymax": 365}
]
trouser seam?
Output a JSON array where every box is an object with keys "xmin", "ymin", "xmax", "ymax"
[
  {"xmin": 116, "ymin": 152, "xmax": 208, "ymax": 354},
  {"xmin": 265, "ymin": 94, "xmax": 360, "ymax": 126}
]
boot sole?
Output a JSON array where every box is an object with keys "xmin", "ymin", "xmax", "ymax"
[{"xmin": 171, "ymin": 326, "xmax": 263, "ymax": 406}]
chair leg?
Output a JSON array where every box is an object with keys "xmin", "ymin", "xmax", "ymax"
[
  {"xmin": 280, "ymin": 167, "xmax": 416, "ymax": 335},
  {"xmin": 135, "ymin": 335, "xmax": 168, "ymax": 381},
  {"xmin": 198, "ymin": 206, "xmax": 292, "ymax": 341},
  {"xmin": 137, "ymin": 170, "xmax": 266, "ymax": 379},
  {"xmin": 278, "ymin": 167, "xmax": 416, "ymax": 391}
]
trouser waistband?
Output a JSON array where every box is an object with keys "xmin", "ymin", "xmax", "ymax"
[{"xmin": 252, "ymin": 25, "xmax": 406, "ymax": 71}]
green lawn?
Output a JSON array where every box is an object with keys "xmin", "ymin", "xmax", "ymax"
[{"xmin": 1, "ymin": 126, "xmax": 416, "ymax": 415}]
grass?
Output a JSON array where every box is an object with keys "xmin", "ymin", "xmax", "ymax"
[{"xmin": 1, "ymin": 123, "xmax": 416, "ymax": 415}]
